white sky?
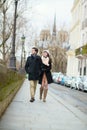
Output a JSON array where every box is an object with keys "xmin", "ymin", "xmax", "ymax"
[
  {"xmin": 18, "ymin": 0, "xmax": 74, "ymax": 57},
  {"xmin": 0, "ymin": 0, "xmax": 74, "ymax": 60},
  {"xmin": 29, "ymin": 0, "xmax": 74, "ymax": 33}
]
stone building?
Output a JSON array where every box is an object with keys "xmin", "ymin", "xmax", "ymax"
[
  {"xmin": 67, "ymin": 0, "xmax": 81, "ymax": 76},
  {"xmin": 57, "ymin": 30, "xmax": 69, "ymax": 50},
  {"xmin": 67, "ymin": 0, "xmax": 87, "ymax": 76},
  {"xmin": 38, "ymin": 29, "xmax": 51, "ymax": 48},
  {"xmin": 76, "ymin": 0, "xmax": 87, "ymax": 76}
]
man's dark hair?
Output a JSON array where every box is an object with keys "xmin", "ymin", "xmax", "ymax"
[{"xmin": 32, "ymin": 47, "xmax": 38, "ymax": 53}]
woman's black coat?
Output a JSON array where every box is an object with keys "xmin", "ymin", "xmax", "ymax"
[
  {"xmin": 39, "ymin": 60, "xmax": 53, "ymax": 84},
  {"xmin": 25, "ymin": 54, "xmax": 42, "ymax": 80}
]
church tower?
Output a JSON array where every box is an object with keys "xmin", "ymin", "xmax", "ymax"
[{"xmin": 52, "ymin": 13, "xmax": 56, "ymax": 41}]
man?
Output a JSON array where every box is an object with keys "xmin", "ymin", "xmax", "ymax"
[{"xmin": 25, "ymin": 47, "xmax": 42, "ymax": 102}]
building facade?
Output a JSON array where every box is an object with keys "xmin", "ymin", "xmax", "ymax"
[
  {"xmin": 67, "ymin": 0, "xmax": 87, "ymax": 76},
  {"xmin": 76, "ymin": 0, "xmax": 87, "ymax": 76},
  {"xmin": 67, "ymin": 0, "xmax": 82, "ymax": 76}
]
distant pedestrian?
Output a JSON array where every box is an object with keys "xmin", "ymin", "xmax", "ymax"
[
  {"xmin": 25, "ymin": 47, "xmax": 42, "ymax": 102},
  {"xmin": 39, "ymin": 50, "xmax": 53, "ymax": 102}
]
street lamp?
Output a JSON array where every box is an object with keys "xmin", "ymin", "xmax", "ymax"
[
  {"xmin": 24, "ymin": 50, "xmax": 26, "ymax": 64},
  {"xmin": 21, "ymin": 34, "xmax": 25, "ymax": 68},
  {"xmin": 9, "ymin": 0, "xmax": 19, "ymax": 70}
]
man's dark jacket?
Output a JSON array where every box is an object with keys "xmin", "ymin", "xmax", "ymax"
[{"xmin": 25, "ymin": 54, "xmax": 42, "ymax": 80}]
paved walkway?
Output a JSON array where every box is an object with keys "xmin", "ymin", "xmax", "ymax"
[{"xmin": 0, "ymin": 79, "xmax": 87, "ymax": 130}]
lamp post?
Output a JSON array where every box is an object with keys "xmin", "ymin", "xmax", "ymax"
[
  {"xmin": 9, "ymin": 0, "xmax": 19, "ymax": 70},
  {"xmin": 24, "ymin": 50, "xmax": 26, "ymax": 64},
  {"xmin": 21, "ymin": 34, "xmax": 25, "ymax": 68}
]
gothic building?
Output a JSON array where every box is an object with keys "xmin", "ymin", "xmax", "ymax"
[{"xmin": 38, "ymin": 13, "xmax": 69, "ymax": 49}]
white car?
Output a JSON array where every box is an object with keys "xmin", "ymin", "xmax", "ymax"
[
  {"xmin": 78, "ymin": 78, "xmax": 87, "ymax": 91},
  {"xmin": 70, "ymin": 77, "xmax": 81, "ymax": 90},
  {"xmin": 52, "ymin": 72, "xmax": 64, "ymax": 83},
  {"xmin": 64, "ymin": 77, "xmax": 72, "ymax": 87},
  {"xmin": 83, "ymin": 80, "xmax": 87, "ymax": 91},
  {"xmin": 52, "ymin": 72, "xmax": 60, "ymax": 83}
]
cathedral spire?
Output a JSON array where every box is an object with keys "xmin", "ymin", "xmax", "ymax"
[{"xmin": 52, "ymin": 13, "xmax": 56, "ymax": 40}]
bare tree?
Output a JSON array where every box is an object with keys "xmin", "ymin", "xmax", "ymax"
[
  {"xmin": 0, "ymin": 0, "xmax": 28, "ymax": 64},
  {"xmin": 49, "ymin": 46, "xmax": 67, "ymax": 74},
  {"xmin": 0, "ymin": 0, "xmax": 6, "ymax": 8},
  {"xmin": 0, "ymin": 0, "xmax": 39, "ymax": 65},
  {"xmin": 0, "ymin": 0, "xmax": 13, "ymax": 64}
]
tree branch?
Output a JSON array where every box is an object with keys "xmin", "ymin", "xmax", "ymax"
[{"xmin": 5, "ymin": 45, "xmax": 11, "ymax": 55}]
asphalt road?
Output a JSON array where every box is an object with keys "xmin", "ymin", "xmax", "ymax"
[{"xmin": 49, "ymin": 83, "xmax": 87, "ymax": 115}]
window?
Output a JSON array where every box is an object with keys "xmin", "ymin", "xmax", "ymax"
[
  {"xmin": 84, "ymin": 66, "xmax": 86, "ymax": 75},
  {"xmin": 78, "ymin": 60, "xmax": 80, "ymax": 71},
  {"xmin": 80, "ymin": 68, "xmax": 82, "ymax": 75},
  {"xmin": 79, "ymin": 60, "xmax": 82, "ymax": 75}
]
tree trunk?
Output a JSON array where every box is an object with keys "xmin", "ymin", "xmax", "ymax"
[{"xmin": 2, "ymin": 5, "xmax": 6, "ymax": 63}]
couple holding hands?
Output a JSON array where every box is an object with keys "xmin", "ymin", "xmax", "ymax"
[{"xmin": 25, "ymin": 47, "xmax": 53, "ymax": 103}]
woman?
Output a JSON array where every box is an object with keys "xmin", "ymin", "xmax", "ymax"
[{"xmin": 39, "ymin": 50, "xmax": 53, "ymax": 102}]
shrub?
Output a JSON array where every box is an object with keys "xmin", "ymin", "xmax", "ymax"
[{"xmin": 0, "ymin": 69, "xmax": 24, "ymax": 101}]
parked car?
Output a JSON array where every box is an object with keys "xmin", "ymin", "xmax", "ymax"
[
  {"xmin": 78, "ymin": 76, "xmax": 87, "ymax": 91},
  {"xmin": 60, "ymin": 76, "xmax": 67, "ymax": 85},
  {"xmin": 57, "ymin": 75, "xmax": 64, "ymax": 84},
  {"xmin": 52, "ymin": 72, "xmax": 64, "ymax": 84},
  {"xmin": 64, "ymin": 76, "xmax": 73, "ymax": 87},
  {"xmin": 70, "ymin": 77, "xmax": 81, "ymax": 90},
  {"xmin": 82, "ymin": 80, "xmax": 87, "ymax": 91},
  {"xmin": 52, "ymin": 72, "xmax": 60, "ymax": 83}
]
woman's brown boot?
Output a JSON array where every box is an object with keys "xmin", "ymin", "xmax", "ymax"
[
  {"xmin": 40, "ymin": 87, "xmax": 43, "ymax": 100},
  {"xmin": 43, "ymin": 89, "xmax": 48, "ymax": 102}
]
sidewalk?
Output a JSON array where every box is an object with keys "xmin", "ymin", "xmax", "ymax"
[{"xmin": 0, "ymin": 79, "xmax": 87, "ymax": 130}]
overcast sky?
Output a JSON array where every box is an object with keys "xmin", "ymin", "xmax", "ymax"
[
  {"xmin": 28, "ymin": 0, "xmax": 74, "ymax": 33},
  {"xmin": 20, "ymin": 0, "xmax": 74, "ymax": 57}
]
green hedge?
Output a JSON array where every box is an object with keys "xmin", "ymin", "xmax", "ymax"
[
  {"xmin": 0, "ymin": 69, "xmax": 24, "ymax": 101},
  {"xmin": 0, "ymin": 69, "xmax": 23, "ymax": 90},
  {"xmin": 75, "ymin": 44, "xmax": 87, "ymax": 56}
]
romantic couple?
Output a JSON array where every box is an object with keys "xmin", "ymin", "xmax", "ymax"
[{"xmin": 25, "ymin": 47, "xmax": 53, "ymax": 103}]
